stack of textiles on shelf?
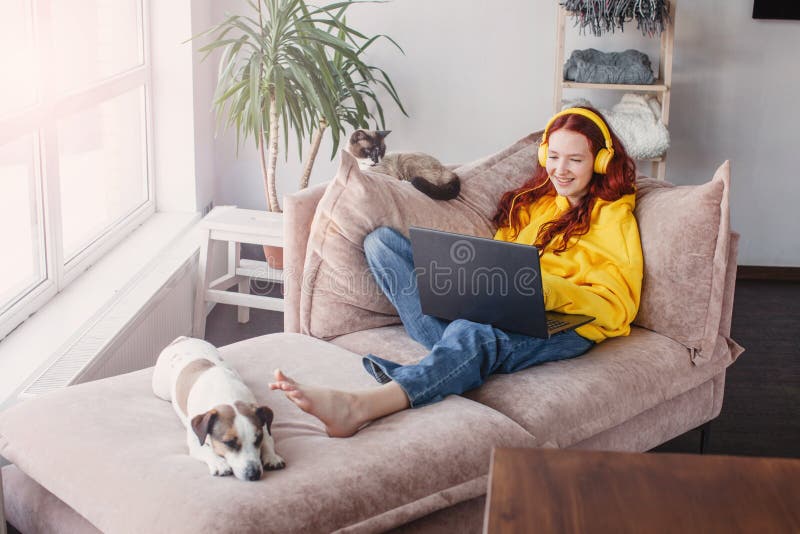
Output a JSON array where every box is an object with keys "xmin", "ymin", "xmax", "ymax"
[{"xmin": 560, "ymin": 0, "xmax": 671, "ymax": 37}]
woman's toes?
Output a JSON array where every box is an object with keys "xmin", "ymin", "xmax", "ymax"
[{"xmin": 274, "ymin": 369, "xmax": 296, "ymax": 384}]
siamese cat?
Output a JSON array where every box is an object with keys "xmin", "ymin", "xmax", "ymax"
[{"xmin": 346, "ymin": 130, "xmax": 461, "ymax": 201}]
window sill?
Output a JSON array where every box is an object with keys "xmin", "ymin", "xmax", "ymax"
[{"xmin": 0, "ymin": 211, "xmax": 199, "ymax": 409}]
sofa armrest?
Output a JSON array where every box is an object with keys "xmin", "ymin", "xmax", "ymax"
[
  {"xmin": 1, "ymin": 464, "xmax": 6, "ymax": 534},
  {"xmin": 283, "ymin": 182, "xmax": 330, "ymax": 333},
  {"xmin": 718, "ymin": 232, "xmax": 740, "ymax": 339}
]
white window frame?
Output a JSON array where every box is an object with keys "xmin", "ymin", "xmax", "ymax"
[{"xmin": 0, "ymin": 0, "xmax": 155, "ymax": 341}]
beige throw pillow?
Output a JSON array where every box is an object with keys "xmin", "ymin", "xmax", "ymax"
[{"xmin": 633, "ymin": 161, "xmax": 732, "ymax": 363}]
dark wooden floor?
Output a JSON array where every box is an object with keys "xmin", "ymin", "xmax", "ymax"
[
  {"xmin": 204, "ymin": 276, "xmax": 799, "ymax": 459},
  {"xmin": 653, "ymin": 279, "xmax": 799, "ymax": 458}
]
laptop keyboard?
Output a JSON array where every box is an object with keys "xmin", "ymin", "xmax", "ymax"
[{"xmin": 547, "ymin": 318, "xmax": 570, "ymax": 330}]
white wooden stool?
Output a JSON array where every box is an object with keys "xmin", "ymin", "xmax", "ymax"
[{"xmin": 192, "ymin": 206, "xmax": 284, "ymax": 338}]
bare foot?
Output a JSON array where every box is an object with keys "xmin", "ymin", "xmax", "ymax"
[{"xmin": 269, "ymin": 369, "xmax": 365, "ymax": 437}]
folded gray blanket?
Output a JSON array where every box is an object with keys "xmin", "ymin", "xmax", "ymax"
[{"xmin": 564, "ymin": 48, "xmax": 655, "ymax": 85}]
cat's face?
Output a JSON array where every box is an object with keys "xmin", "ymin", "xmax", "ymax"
[{"xmin": 347, "ymin": 130, "xmax": 391, "ymax": 169}]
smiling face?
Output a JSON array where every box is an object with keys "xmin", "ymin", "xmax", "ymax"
[{"xmin": 545, "ymin": 129, "xmax": 596, "ymax": 206}]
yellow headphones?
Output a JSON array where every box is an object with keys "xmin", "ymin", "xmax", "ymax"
[{"xmin": 537, "ymin": 107, "xmax": 615, "ymax": 174}]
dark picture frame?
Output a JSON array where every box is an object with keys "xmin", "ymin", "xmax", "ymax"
[{"xmin": 753, "ymin": 0, "xmax": 800, "ymax": 20}]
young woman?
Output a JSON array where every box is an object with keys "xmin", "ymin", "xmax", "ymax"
[{"xmin": 270, "ymin": 107, "xmax": 643, "ymax": 437}]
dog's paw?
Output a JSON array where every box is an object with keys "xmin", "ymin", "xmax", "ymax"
[
  {"xmin": 264, "ymin": 454, "xmax": 286, "ymax": 471},
  {"xmin": 207, "ymin": 457, "xmax": 233, "ymax": 477},
  {"xmin": 210, "ymin": 465, "xmax": 233, "ymax": 476}
]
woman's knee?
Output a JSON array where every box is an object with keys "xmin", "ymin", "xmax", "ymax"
[
  {"xmin": 444, "ymin": 318, "xmax": 494, "ymax": 337},
  {"xmin": 364, "ymin": 226, "xmax": 405, "ymax": 258}
]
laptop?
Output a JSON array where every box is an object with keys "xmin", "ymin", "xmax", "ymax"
[{"xmin": 408, "ymin": 226, "xmax": 594, "ymax": 338}]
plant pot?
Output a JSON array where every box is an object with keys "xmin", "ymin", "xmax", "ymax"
[{"xmin": 263, "ymin": 245, "xmax": 284, "ymax": 270}]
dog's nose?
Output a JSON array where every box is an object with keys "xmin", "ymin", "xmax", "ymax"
[{"xmin": 244, "ymin": 463, "xmax": 262, "ymax": 481}]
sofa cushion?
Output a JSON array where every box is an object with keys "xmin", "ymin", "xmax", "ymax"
[
  {"xmin": 0, "ymin": 334, "xmax": 535, "ymax": 534},
  {"xmin": 331, "ymin": 326, "xmax": 738, "ymax": 448},
  {"xmin": 464, "ymin": 328, "xmax": 739, "ymax": 447},
  {"xmin": 633, "ymin": 162, "xmax": 732, "ymax": 363},
  {"xmin": 332, "ymin": 325, "xmax": 428, "ymax": 365},
  {"xmin": 300, "ymin": 132, "xmax": 543, "ymax": 340}
]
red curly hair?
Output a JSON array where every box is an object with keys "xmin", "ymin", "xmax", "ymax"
[{"xmin": 492, "ymin": 106, "xmax": 637, "ymax": 254}]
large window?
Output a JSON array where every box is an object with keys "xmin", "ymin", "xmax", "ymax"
[{"xmin": 0, "ymin": 0, "xmax": 153, "ymax": 340}]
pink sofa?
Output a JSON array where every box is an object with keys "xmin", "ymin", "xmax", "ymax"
[{"xmin": 1, "ymin": 133, "xmax": 743, "ymax": 533}]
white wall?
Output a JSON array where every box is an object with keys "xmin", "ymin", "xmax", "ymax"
[
  {"xmin": 150, "ymin": 0, "xmax": 217, "ymax": 214},
  {"xmin": 190, "ymin": 1, "xmax": 218, "ymax": 214},
  {"xmin": 150, "ymin": 0, "xmax": 198, "ymax": 212},
  {"xmin": 208, "ymin": 0, "xmax": 549, "ymax": 210},
  {"xmin": 668, "ymin": 1, "xmax": 800, "ymax": 266},
  {"xmin": 200, "ymin": 0, "xmax": 800, "ymax": 266}
]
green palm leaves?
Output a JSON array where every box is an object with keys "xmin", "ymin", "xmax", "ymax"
[{"xmin": 196, "ymin": 0, "xmax": 406, "ymax": 211}]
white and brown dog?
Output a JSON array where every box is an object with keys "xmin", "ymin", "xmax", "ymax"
[{"xmin": 152, "ymin": 336, "xmax": 285, "ymax": 481}]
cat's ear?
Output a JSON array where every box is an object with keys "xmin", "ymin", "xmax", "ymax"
[
  {"xmin": 351, "ymin": 130, "xmax": 369, "ymax": 142},
  {"xmin": 376, "ymin": 130, "xmax": 392, "ymax": 139}
]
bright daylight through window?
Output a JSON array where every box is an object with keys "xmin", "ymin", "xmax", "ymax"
[{"xmin": 0, "ymin": 0, "xmax": 153, "ymax": 340}]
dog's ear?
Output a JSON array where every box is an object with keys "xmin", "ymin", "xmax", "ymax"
[
  {"xmin": 191, "ymin": 409, "xmax": 218, "ymax": 445},
  {"xmin": 255, "ymin": 405, "xmax": 274, "ymax": 434}
]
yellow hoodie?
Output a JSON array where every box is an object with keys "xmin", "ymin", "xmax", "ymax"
[{"xmin": 494, "ymin": 193, "xmax": 643, "ymax": 342}]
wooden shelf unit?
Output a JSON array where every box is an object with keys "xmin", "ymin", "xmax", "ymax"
[
  {"xmin": 560, "ymin": 80, "xmax": 668, "ymax": 92},
  {"xmin": 553, "ymin": 1, "xmax": 676, "ymax": 180}
]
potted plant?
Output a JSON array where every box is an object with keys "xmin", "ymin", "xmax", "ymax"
[{"xmin": 197, "ymin": 0, "xmax": 406, "ymax": 268}]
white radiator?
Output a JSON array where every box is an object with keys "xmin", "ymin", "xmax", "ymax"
[
  {"xmin": 76, "ymin": 260, "xmax": 197, "ymax": 384},
  {"xmin": 20, "ymin": 252, "xmax": 200, "ymax": 397}
]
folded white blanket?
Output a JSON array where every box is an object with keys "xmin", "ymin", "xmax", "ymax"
[{"xmin": 562, "ymin": 94, "xmax": 670, "ymax": 159}]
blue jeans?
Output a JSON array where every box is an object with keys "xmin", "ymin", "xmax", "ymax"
[{"xmin": 362, "ymin": 226, "xmax": 594, "ymax": 407}]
